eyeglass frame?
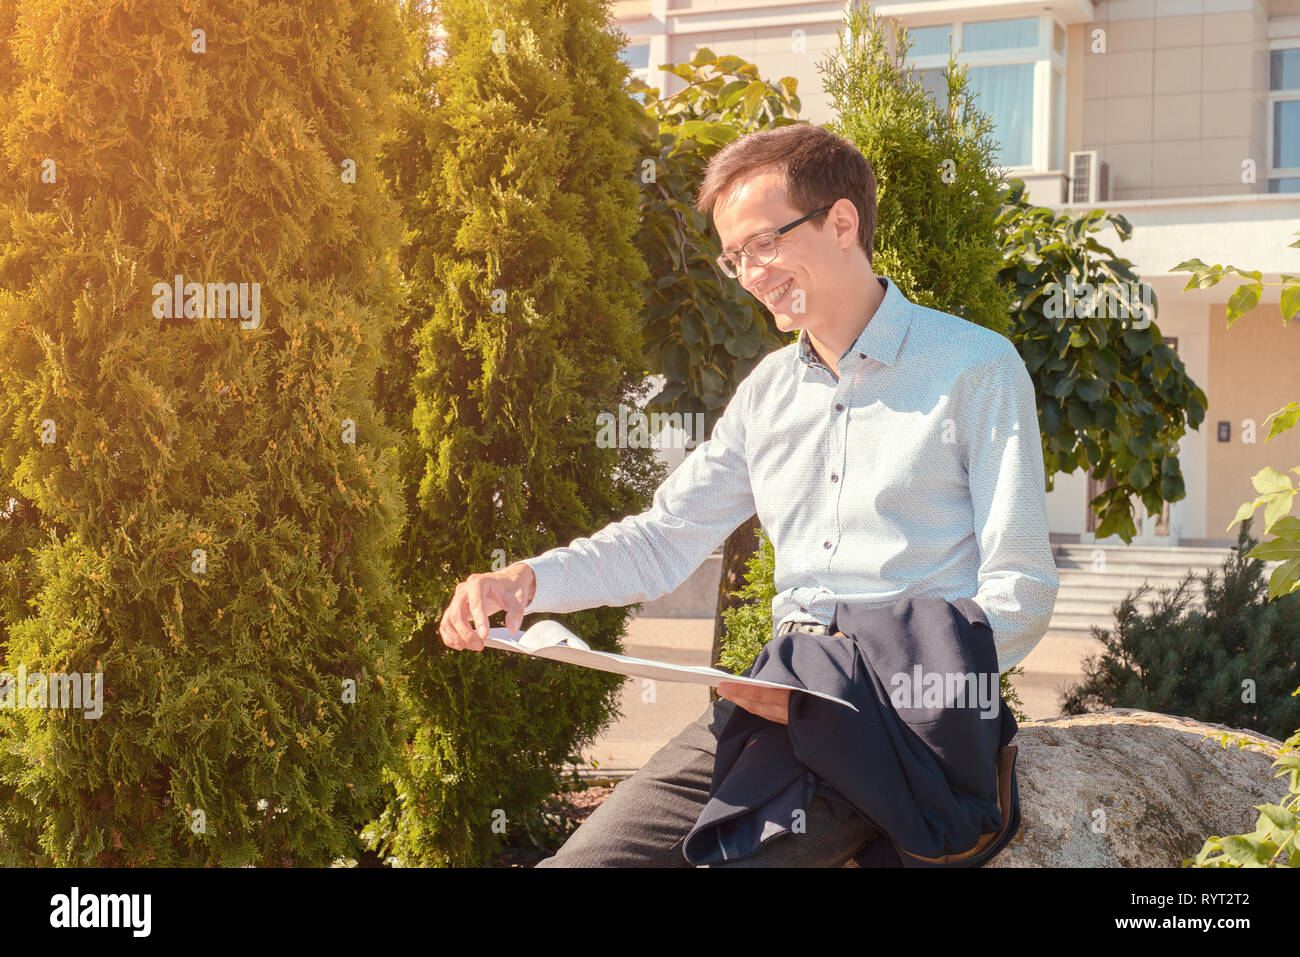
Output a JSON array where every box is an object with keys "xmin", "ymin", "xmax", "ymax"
[{"xmin": 716, "ymin": 205, "xmax": 834, "ymax": 279}]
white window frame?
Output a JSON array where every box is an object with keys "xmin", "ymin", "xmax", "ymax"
[
  {"xmin": 1267, "ymin": 38, "xmax": 1300, "ymax": 190},
  {"xmin": 900, "ymin": 13, "xmax": 1067, "ymax": 173}
]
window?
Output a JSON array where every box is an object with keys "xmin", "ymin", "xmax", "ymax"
[
  {"xmin": 902, "ymin": 15, "xmax": 1066, "ymax": 172},
  {"xmin": 621, "ymin": 42, "xmax": 651, "ymax": 103},
  {"xmin": 620, "ymin": 44, "xmax": 650, "ymax": 71},
  {"xmin": 1269, "ymin": 45, "xmax": 1300, "ymax": 192}
]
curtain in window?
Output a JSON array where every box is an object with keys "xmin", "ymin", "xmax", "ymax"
[{"xmin": 967, "ymin": 63, "xmax": 1035, "ymax": 167}]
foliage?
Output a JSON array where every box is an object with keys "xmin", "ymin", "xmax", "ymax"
[
  {"xmin": 628, "ymin": 48, "xmax": 800, "ymax": 432},
  {"xmin": 1172, "ymin": 234, "xmax": 1300, "ymax": 867},
  {"xmin": 1060, "ymin": 518, "xmax": 1300, "ymax": 743},
  {"xmin": 997, "ymin": 179, "xmax": 1206, "ymax": 542},
  {"xmin": 824, "ymin": 2, "xmax": 1011, "ymax": 333},
  {"xmin": 1174, "ymin": 238, "xmax": 1300, "ymax": 601},
  {"xmin": 716, "ymin": 525, "xmax": 778, "ymax": 676},
  {"xmin": 1184, "ymin": 707, "xmax": 1298, "ymax": 867},
  {"xmin": 363, "ymin": 0, "xmax": 666, "ymax": 867},
  {"xmin": 0, "ymin": 0, "xmax": 409, "ymax": 865}
]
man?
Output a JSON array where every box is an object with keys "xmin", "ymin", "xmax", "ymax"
[{"xmin": 439, "ymin": 123, "xmax": 1058, "ymax": 866}]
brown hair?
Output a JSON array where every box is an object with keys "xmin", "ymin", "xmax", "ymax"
[{"xmin": 694, "ymin": 123, "xmax": 878, "ymax": 264}]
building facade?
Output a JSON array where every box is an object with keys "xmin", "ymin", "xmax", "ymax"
[{"xmin": 617, "ymin": 0, "xmax": 1300, "ymax": 548}]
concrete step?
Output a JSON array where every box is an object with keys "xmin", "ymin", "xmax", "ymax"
[{"xmin": 1053, "ymin": 543, "xmax": 1235, "ymax": 562}]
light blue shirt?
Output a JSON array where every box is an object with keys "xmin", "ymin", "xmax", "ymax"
[{"xmin": 522, "ymin": 276, "xmax": 1059, "ymax": 674}]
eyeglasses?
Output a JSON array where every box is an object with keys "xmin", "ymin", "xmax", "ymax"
[{"xmin": 716, "ymin": 206, "xmax": 833, "ymax": 279}]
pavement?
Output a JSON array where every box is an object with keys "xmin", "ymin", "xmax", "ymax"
[{"xmin": 571, "ymin": 615, "xmax": 1092, "ymax": 779}]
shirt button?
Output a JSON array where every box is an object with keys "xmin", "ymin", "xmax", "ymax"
[
  {"xmin": 799, "ymin": 606, "xmax": 807, "ymax": 613},
  {"xmin": 858, "ymin": 352, "xmax": 866, "ymax": 358},
  {"xmin": 831, "ymin": 473, "xmax": 839, "ymax": 482},
  {"xmin": 834, "ymin": 403, "xmax": 844, "ymax": 412},
  {"xmin": 823, "ymin": 540, "xmax": 831, "ymax": 549}
]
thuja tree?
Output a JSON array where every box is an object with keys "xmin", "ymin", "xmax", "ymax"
[
  {"xmin": 366, "ymin": 0, "xmax": 665, "ymax": 866},
  {"xmin": 823, "ymin": 3, "xmax": 1012, "ymax": 332},
  {"xmin": 0, "ymin": 0, "xmax": 410, "ymax": 865},
  {"xmin": 0, "ymin": 0, "xmax": 45, "ymax": 640},
  {"xmin": 0, "ymin": 0, "xmax": 51, "ymax": 861}
]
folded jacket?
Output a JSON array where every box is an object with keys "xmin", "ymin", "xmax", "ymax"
[{"xmin": 682, "ymin": 595, "xmax": 1021, "ymax": 867}]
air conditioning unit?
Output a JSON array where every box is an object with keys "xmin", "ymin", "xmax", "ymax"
[{"xmin": 1068, "ymin": 150, "xmax": 1109, "ymax": 204}]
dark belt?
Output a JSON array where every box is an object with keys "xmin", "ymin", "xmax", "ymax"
[{"xmin": 777, "ymin": 620, "xmax": 831, "ymax": 637}]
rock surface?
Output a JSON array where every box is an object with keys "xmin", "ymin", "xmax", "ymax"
[{"xmin": 982, "ymin": 709, "xmax": 1289, "ymax": 867}]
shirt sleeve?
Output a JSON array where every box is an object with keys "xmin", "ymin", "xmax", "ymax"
[
  {"xmin": 962, "ymin": 343, "xmax": 1060, "ymax": 674},
  {"xmin": 521, "ymin": 379, "xmax": 759, "ymax": 615}
]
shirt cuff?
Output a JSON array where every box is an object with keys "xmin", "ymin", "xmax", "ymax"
[{"xmin": 519, "ymin": 554, "xmax": 568, "ymax": 615}]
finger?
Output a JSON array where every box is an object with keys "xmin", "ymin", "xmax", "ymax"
[
  {"xmin": 466, "ymin": 584, "xmax": 491, "ymax": 650},
  {"xmin": 441, "ymin": 605, "xmax": 466, "ymax": 650},
  {"xmin": 505, "ymin": 592, "xmax": 523, "ymax": 634},
  {"xmin": 446, "ymin": 588, "xmax": 476, "ymax": 648}
]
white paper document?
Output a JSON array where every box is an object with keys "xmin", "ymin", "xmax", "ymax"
[{"xmin": 482, "ymin": 619, "xmax": 858, "ymax": 712}]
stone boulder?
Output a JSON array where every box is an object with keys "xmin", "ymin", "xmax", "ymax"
[{"xmin": 983, "ymin": 709, "xmax": 1289, "ymax": 867}]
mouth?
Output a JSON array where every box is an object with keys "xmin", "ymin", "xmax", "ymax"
[{"xmin": 760, "ymin": 278, "xmax": 794, "ymax": 309}]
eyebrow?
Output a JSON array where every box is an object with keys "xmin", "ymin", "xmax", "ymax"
[{"xmin": 720, "ymin": 224, "xmax": 779, "ymax": 254}]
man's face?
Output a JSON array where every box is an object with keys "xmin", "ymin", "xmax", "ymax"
[{"xmin": 712, "ymin": 171, "xmax": 832, "ymax": 334}]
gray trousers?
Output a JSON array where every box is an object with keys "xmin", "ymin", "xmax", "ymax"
[{"xmin": 535, "ymin": 696, "xmax": 878, "ymax": 867}]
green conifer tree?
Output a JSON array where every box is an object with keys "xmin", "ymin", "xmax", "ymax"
[
  {"xmin": 367, "ymin": 0, "xmax": 665, "ymax": 866},
  {"xmin": 1061, "ymin": 517, "xmax": 1300, "ymax": 743},
  {"xmin": 0, "ymin": 0, "xmax": 409, "ymax": 865},
  {"xmin": 822, "ymin": 2, "xmax": 1012, "ymax": 331}
]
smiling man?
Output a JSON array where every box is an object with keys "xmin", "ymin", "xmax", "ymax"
[{"xmin": 439, "ymin": 123, "xmax": 1058, "ymax": 867}]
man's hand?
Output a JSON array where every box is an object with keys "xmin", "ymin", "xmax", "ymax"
[
  {"xmin": 440, "ymin": 562, "xmax": 537, "ymax": 650},
  {"xmin": 716, "ymin": 681, "xmax": 791, "ymax": 725}
]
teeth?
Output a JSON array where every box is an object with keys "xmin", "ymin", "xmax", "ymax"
[{"xmin": 765, "ymin": 279, "xmax": 792, "ymax": 306}]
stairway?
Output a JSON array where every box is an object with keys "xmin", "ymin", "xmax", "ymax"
[{"xmin": 1019, "ymin": 542, "xmax": 1249, "ymax": 691}]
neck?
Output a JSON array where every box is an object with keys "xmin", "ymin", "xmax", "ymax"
[{"xmin": 805, "ymin": 266, "xmax": 885, "ymax": 375}]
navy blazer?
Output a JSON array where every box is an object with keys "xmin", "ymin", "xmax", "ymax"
[{"xmin": 681, "ymin": 596, "xmax": 1021, "ymax": 867}]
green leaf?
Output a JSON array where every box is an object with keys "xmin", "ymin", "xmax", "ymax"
[
  {"xmin": 1227, "ymin": 497, "xmax": 1261, "ymax": 531},
  {"xmin": 1129, "ymin": 458, "xmax": 1153, "ymax": 489},
  {"xmin": 1281, "ymin": 284, "xmax": 1300, "ymax": 323},
  {"xmin": 1093, "ymin": 349, "xmax": 1120, "ymax": 381},
  {"xmin": 724, "ymin": 324, "xmax": 760, "ymax": 358},
  {"xmin": 1263, "ymin": 403, "xmax": 1300, "ymax": 441},
  {"xmin": 1246, "ymin": 537, "xmax": 1300, "ymax": 562},
  {"xmin": 1217, "ymin": 835, "xmax": 1272, "ymax": 866},
  {"xmin": 1122, "ymin": 326, "xmax": 1153, "ymax": 354},
  {"xmin": 681, "ymin": 310, "xmax": 704, "ymax": 345},
  {"xmin": 1067, "ymin": 402, "xmax": 1094, "ymax": 431},
  {"xmin": 1226, "ymin": 282, "xmax": 1263, "ymax": 326},
  {"xmin": 1266, "ymin": 557, "xmax": 1300, "ymax": 600},
  {"xmin": 1264, "ymin": 488, "xmax": 1296, "ymax": 532},
  {"xmin": 663, "ymin": 342, "xmax": 688, "ymax": 381},
  {"xmin": 1075, "ymin": 378, "xmax": 1106, "ymax": 402},
  {"xmin": 1252, "ymin": 466, "xmax": 1295, "ymax": 495}
]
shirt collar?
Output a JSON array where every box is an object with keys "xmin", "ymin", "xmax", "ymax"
[{"xmin": 795, "ymin": 275, "xmax": 912, "ymax": 376}]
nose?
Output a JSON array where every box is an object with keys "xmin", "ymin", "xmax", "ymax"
[{"xmin": 737, "ymin": 256, "xmax": 772, "ymax": 294}]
